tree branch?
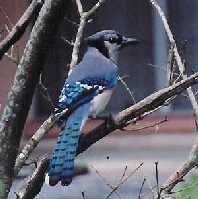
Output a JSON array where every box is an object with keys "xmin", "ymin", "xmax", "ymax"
[
  {"xmin": 159, "ymin": 135, "xmax": 198, "ymax": 198},
  {"xmin": 150, "ymin": 0, "xmax": 198, "ymax": 116},
  {"xmin": 15, "ymin": 72, "xmax": 198, "ymax": 198},
  {"xmin": 15, "ymin": 155, "xmax": 48, "ymax": 199},
  {"xmin": 149, "ymin": 1, "xmax": 198, "ymax": 198},
  {"xmin": 14, "ymin": 108, "xmax": 69, "ymax": 176},
  {"xmin": 69, "ymin": 0, "xmax": 107, "ymax": 71},
  {"xmin": 0, "ymin": 0, "xmax": 71, "ymax": 197},
  {"xmin": 0, "ymin": 0, "xmax": 44, "ymax": 60},
  {"xmin": 160, "ymin": 161, "xmax": 197, "ymax": 198}
]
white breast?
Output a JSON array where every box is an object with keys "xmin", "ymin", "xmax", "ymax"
[{"xmin": 89, "ymin": 89, "xmax": 113, "ymax": 118}]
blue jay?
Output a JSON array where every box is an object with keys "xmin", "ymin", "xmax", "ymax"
[{"xmin": 47, "ymin": 30, "xmax": 139, "ymax": 186}]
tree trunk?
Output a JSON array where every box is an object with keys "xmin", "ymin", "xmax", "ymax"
[{"xmin": 0, "ymin": 0, "xmax": 70, "ymax": 198}]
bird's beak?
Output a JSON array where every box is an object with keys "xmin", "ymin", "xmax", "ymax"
[{"xmin": 121, "ymin": 37, "xmax": 140, "ymax": 47}]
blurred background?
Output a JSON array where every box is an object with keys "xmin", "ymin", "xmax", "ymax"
[{"xmin": 0, "ymin": 0, "xmax": 198, "ymax": 198}]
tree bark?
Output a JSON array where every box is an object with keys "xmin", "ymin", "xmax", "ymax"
[
  {"xmin": 0, "ymin": 0, "xmax": 70, "ymax": 198},
  {"xmin": 0, "ymin": 0, "xmax": 43, "ymax": 60}
]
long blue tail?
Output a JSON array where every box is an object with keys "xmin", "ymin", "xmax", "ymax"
[{"xmin": 48, "ymin": 103, "xmax": 90, "ymax": 186}]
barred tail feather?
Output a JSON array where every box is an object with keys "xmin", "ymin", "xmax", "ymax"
[{"xmin": 48, "ymin": 103, "xmax": 90, "ymax": 186}]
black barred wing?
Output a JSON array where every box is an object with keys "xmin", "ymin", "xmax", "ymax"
[{"xmin": 56, "ymin": 81, "xmax": 104, "ymax": 111}]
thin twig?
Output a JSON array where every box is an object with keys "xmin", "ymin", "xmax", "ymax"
[
  {"xmin": 69, "ymin": 0, "xmax": 107, "ymax": 71},
  {"xmin": 155, "ymin": 162, "xmax": 160, "ymax": 199},
  {"xmin": 150, "ymin": 0, "xmax": 198, "ymax": 116},
  {"xmin": 104, "ymin": 163, "xmax": 144, "ymax": 199},
  {"xmin": 4, "ymin": 52, "xmax": 19, "ymax": 64},
  {"xmin": 0, "ymin": 5, "xmax": 14, "ymax": 28},
  {"xmin": 118, "ymin": 75, "xmax": 136, "ymax": 104},
  {"xmin": 138, "ymin": 178, "xmax": 146, "ymax": 199},
  {"xmin": 81, "ymin": 191, "xmax": 86, "ymax": 199},
  {"xmin": 166, "ymin": 43, "xmax": 176, "ymax": 85},
  {"xmin": 91, "ymin": 165, "xmax": 122, "ymax": 199},
  {"xmin": 123, "ymin": 116, "xmax": 167, "ymax": 132},
  {"xmin": 140, "ymin": 171, "xmax": 156, "ymax": 199},
  {"xmin": 38, "ymin": 74, "xmax": 55, "ymax": 109},
  {"xmin": 61, "ymin": 36, "xmax": 74, "ymax": 47},
  {"xmin": 119, "ymin": 165, "xmax": 128, "ymax": 183},
  {"xmin": 0, "ymin": 0, "xmax": 43, "ymax": 60}
]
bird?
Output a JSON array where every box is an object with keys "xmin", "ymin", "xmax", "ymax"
[{"xmin": 47, "ymin": 30, "xmax": 139, "ymax": 186}]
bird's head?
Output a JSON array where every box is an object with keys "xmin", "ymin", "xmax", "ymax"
[{"xmin": 84, "ymin": 30, "xmax": 140, "ymax": 63}]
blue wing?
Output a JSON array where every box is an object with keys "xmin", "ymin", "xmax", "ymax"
[{"xmin": 57, "ymin": 81, "xmax": 103, "ymax": 111}]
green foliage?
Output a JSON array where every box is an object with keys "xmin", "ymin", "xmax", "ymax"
[{"xmin": 173, "ymin": 172, "xmax": 198, "ymax": 199}]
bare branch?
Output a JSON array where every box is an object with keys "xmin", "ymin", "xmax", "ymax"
[
  {"xmin": 61, "ymin": 36, "xmax": 74, "ymax": 47},
  {"xmin": 38, "ymin": 74, "xmax": 55, "ymax": 109},
  {"xmin": 15, "ymin": 72, "xmax": 198, "ymax": 198},
  {"xmin": 159, "ymin": 125, "xmax": 198, "ymax": 198},
  {"xmin": 166, "ymin": 43, "xmax": 176, "ymax": 85},
  {"xmin": 81, "ymin": 191, "xmax": 86, "ymax": 199},
  {"xmin": 85, "ymin": 0, "xmax": 107, "ymax": 17},
  {"xmin": 155, "ymin": 162, "xmax": 160, "ymax": 199},
  {"xmin": 0, "ymin": 5, "xmax": 14, "ymax": 28},
  {"xmin": 160, "ymin": 160, "xmax": 197, "ymax": 198},
  {"xmin": 0, "ymin": 0, "xmax": 72, "ymax": 197},
  {"xmin": 118, "ymin": 75, "xmax": 136, "ymax": 104},
  {"xmin": 15, "ymin": 72, "xmax": 198, "ymax": 179},
  {"xmin": 91, "ymin": 165, "xmax": 122, "ymax": 198},
  {"xmin": 0, "ymin": 0, "xmax": 44, "ymax": 60},
  {"xmin": 149, "ymin": 2, "xmax": 198, "ymax": 198},
  {"xmin": 16, "ymin": 155, "xmax": 48, "ymax": 199},
  {"xmin": 75, "ymin": 0, "xmax": 83, "ymax": 15},
  {"xmin": 104, "ymin": 163, "xmax": 144, "ymax": 199},
  {"xmin": 193, "ymin": 113, "xmax": 198, "ymax": 131},
  {"xmin": 14, "ymin": 108, "xmax": 68, "ymax": 176},
  {"xmin": 123, "ymin": 116, "xmax": 167, "ymax": 132},
  {"xmin": 69, "ymin": 16, "xmax": 86, "ymax": 71},
  {"xmin": 15, "ymin": 72, "xmax": 198, "ymax": 178},
  {"xmin": 119, "ymin": 165, "xmax": 128, "ymax": 183},
  {"xmin": 138, "ymin": 178, "xmax": 146, "ymax": 199},
  {"xmin": 69, "ymin": 0, "xmax": 108, "ymax": 71},
  {"xmin": 4, "ymin": 52, "xmax": 19, "ymax": 65},
  {"xmin": 150, "ymin": 0, "xmax": 198, "ymax": 116}
]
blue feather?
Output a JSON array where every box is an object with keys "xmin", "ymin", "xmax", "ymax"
[{"xmin": 48, "ymin": 103, "xmax": 90, "ymax": 186}]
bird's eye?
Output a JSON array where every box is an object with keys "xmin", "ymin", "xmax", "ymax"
[{"xmin": 109, "ymin": 37, "xmax": 117, "ymax": 43}]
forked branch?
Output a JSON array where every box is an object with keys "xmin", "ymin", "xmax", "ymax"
[{"xmin": 0, "ymin": 0, "xmax": 44, "ymax": 60}]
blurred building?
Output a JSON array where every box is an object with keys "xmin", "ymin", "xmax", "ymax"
[{"xmin": 1, "ymin": 0, "xmax": 198, "ymax": 117}]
